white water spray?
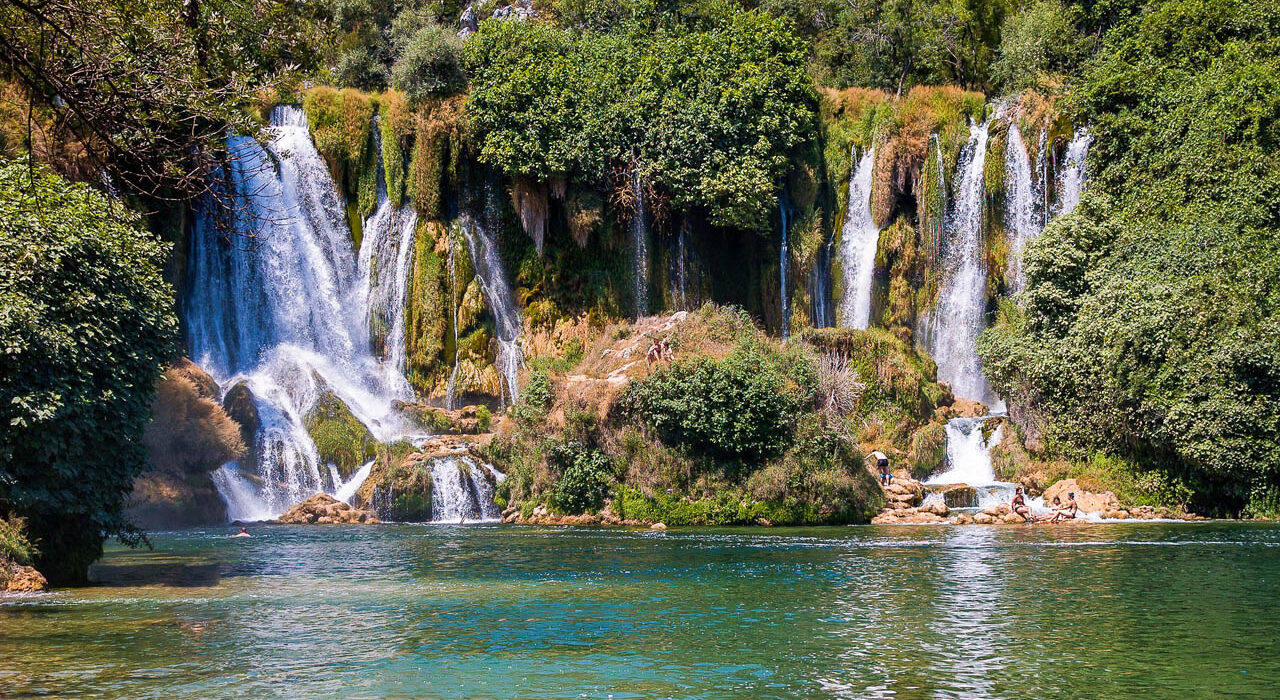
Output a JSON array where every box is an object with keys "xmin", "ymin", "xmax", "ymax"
[
  {"xmin": 188, "ymin": 107, "xmax": 416, "ymax": 519},
  {"xmin": 837, "ymin": 147, "xmax": 880, "ymax": 329},
  {"xmin": 1004, "ymin": 125, "xmax": 1041, "ymax": 293},
  {"xmin": 1056, "ymin": 129, "xmax": 1092, "ymax": 216},
  {"xmin": 922, "ymin": 118, "xmax": 998, "ymax": 406},
  {"xmin": 460, "ymin": 214, "xmax": 523, "ymax": 404}
]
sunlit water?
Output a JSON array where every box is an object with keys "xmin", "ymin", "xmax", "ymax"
[{"xmin": 4, "ymin": 524, "xmax": 1280, "ymax": 698}]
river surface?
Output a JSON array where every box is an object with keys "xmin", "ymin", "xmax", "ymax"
[{"xmin": 3, "ymin": 523, "xmax": 1279, "ymax": 698}]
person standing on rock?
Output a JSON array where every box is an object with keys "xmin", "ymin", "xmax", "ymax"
[{"xmin": 869, "ymin": 451, "xmax": 891, "ymax": 485}]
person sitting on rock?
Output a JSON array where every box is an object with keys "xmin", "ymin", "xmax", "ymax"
[
  {"xmin": 1036, "ymin": 496, "xmax": 1063, "ymax": 522},
  {"xmin": 869, "ymin": 451, "xmax": 891, "ymax": 485},
  {"xmin": 1059, "ymin": 492, "xmax": 1079, "ymax": 521},
  {"xmin": 1011, "ymin": 487, "xmax": 1033, "ymax": 522}
]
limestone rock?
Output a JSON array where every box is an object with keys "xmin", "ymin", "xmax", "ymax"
[
  {"xmin": 1042, "ymin": 479, "xmax": 1121, "ymax": 514},
  {"xmin": 277, "ymin": 494, "xmax": 379, "ymax": 525},
  {"xmin": 974, "ymin": 513, "xmax": 995, "ymax": 524},
  {"xmin": 3, "ymin": 564, "xmax": 48, "ymax": 593},
  {"xmin": 651, "ymin": 522, "xmax": 667, "ymax": 531},
  {"xmin": 934, "ymin": 484, "xmax": 978, "ymax": 509}
]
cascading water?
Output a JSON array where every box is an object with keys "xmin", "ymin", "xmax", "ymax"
[
  {"xmin": 922, "ymin": 117, "xmax": 999, "ymax": 406},
  {"xmin": 429, "ymin": 457, "xmax": 505, "ymax": 523},
  {"xmin": 188, "ymin": 106, "xmax": 415, "ymax": 518},
  {"xmin": 1056, "ymin": 129, "xmax": 1092, "ymax": 216},
  {"xmin": 810, "ymin": 238, "xmax": 833, "ymax": 328},
  {"xmin": 925, "ymin": 417, "xmax": 1013, "ymax": 508},
  {"xmin": 837, "ymin": 147, "xmax": 880, "ymax": 329},
  {"xmin": 779, "ymin": 194, "xmax": 791, "ymax": 338},
  {"xmin": 1004, "ymin": 125, "xmax": 1041, "ymax": 293},
  {"xmin": 460, "ymin": 214, "xmax": 523, "ymax": 404},
  {"xmin": 632, "ymin": 168, "xmax": 649, "ymax": 317},
  {"xmin": 676, "ymin": 226, "xmax": 688, "ymax": 310}
]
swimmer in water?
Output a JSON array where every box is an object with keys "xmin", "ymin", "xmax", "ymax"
[{"xmin": 231, "ymin": 526, "xmax": 251, "ymax": 538}]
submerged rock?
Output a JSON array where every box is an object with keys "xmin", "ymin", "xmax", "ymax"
[
  {"xmin": 934, "ymin": 484, "xmax": 978, "ymax": 509},
  {"xmin": 276, "ymin": 494, "xmax": 379, "ymax": 525}
]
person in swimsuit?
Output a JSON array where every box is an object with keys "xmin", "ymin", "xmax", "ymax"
[
  {"xmin": 1011, "ymin": 487, "xmax": 1033, "ymax": 522},
  {"xmin": 1059, "ymin": 492, "xmax": 1079, "ymax": 521},
  {"xmin": 1036, "ymin": 496, "xmax": 1063, "ymax": 522},
  {"xmin": 231, "ymin": 526, "xmax": 251, "ymax": 538}
]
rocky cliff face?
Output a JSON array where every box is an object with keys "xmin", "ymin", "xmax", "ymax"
[{"xmin": 126, "ymin": 359, "xmax": 246, "ymax": 529}]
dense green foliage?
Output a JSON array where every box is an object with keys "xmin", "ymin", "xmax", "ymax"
[
  {"xmin": 618, "ymin": 343, "xmax": 816, "ymax": 463},
  {"xmin": 390, "ymin": 23, "xmax": 467, "ymax": 103},
  {"xmin": 548, "ymin": 441, "xmax": 617, "ymax": 514},
  {"xmin": 304, "ymin": 392, "xmax": 378, "ymax": 477},
  {"xmin": 0, "ymin": 160, "xmax": 177, "ymax": 582},
  {"xmin": 979, "ymin": 0, "xmax": 1280, "ymax": 515},
  {"xmin": 465, "ymin": 9, "xmax": 817, "ymax": 230}
]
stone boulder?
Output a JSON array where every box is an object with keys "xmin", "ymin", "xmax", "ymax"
[
  {"xmin": 933, "ymin": 484, "xmax": 978, "ymax": 509},
  {"xmin": 276, "ymin": 494, "xmax": 379, "ymax": 525},
  {"xmin": 2, "ymin": 563, "xmax": 47, "ymax": 593},
  {"xmin": 128, "ymin": 358, "xmax": 245, "ymax": 529},
  {"xmin": 394, "ymin": 402, "xmax": 492, "ymax": 435},
  {"xmin": 1042, "ymin": 479, "xmax": 1121, "ymax": 514}
]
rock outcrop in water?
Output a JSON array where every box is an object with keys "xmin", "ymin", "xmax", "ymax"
[
  {"xmin": 276, "ymin": 494, "xmax": 380, "ymax": 524},
  {"xmin": 2, "ymin": 563, "xmax": 47, "ymax": 593},
  {"xmin": 127, "ymin": 359, "xmax": 246, "ymax": 529}
]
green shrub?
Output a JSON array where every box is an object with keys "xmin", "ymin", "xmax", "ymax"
[
  {"xmin": 511, "ymin": 368, "xmax": 555, "ymax": 424},
  {"xmin": 391, "ymin": 24, "xmax": 466, "ymax": 103},
  {"xmin": 0, "ymin": 515, "xmax": 36, "ymax": 567},
  {"xmin": 549, "ymin": 441, "xmax": 616, "ymax": 514},
  {"xmin": 476, "ymin": 405, "xmax": 493, "ymax": 432},
  {"xmin": 618, "ymin": 342, "xmax": 815, "ymax": 464}
]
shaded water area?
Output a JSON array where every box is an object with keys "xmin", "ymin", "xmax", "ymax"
[{"xmin": 5, "ymin": 524, "xmax": 1280, "ymax": 698}]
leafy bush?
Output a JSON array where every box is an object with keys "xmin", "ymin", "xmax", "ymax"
[
  {"xmin": 979, "ymin": 0, "xmax": 1280, "ymax": 516},
  {"xmin": 466, "ymin": 9, "xmax": 817, "ymax": 230},
  {"xmin": 0, "ymin": 159, "xmax": 177, "ymax": 583},
  {"xmin": 0, "ymin": 515, "xmax": 36, "ymax": 567},
  {"xmin": 991, "ymin": 0, "xmax": 1092, "ymax": 90},
  {"xmin": 511, "ymin": 368, "xmax": 555, "ymax": 424},
  {"xmin": 618, "ymin": 342, "xmax": 815, "ymax": 463},
  {"xmin": 549, "ymin": 441, "xmax": 617, "ymax": 514},
  {"xmin": 391, "ymin": 24, "xmax": 467, "ymax": 103}
]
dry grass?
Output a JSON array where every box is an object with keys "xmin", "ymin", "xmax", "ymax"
[{"xmin": 143, "ymin": 361, "xmax": 246, "ymax": 477}]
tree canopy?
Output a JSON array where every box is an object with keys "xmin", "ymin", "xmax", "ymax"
[{"xmin": 0, "ymin": 159, "xmax": 177, "ymax": 582}]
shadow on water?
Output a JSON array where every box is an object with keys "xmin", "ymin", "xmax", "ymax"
[{"xmin": 88, "ymin": 562, "xmax": 222, "ymax": 587}]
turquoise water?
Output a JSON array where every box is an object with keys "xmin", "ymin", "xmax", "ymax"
[{"xmin": 3, "ymin": 523, "xmax": 1279, "ymax": 698}]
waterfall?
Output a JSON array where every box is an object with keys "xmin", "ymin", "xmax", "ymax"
[
  {"xmin": 925, "ymin": 417, "xmax": 1014, "ymax": 508},
  {"xmin": 676, "ymin": 226, "xmax": 688, "ymax": 310},
  {"xmin": 429, "ymin": 457, "xmax": 505, "ymax": 523},
  {"xmin": 359, "ymin": 119, "xmax": 419, "ymax": 396},
  {"xmin": 837, "ymin": 147, "xmax": 880, "ymax": 329},
  {"xmin": 188, "ymin": 106, "xmax": 418, "ymax": 519},
  {"xmin": 460, "ymin": 214, "xmax": 523, "ymax": 404},
  {"xmin": 923, "ymin": 118, "xmax": 998, "ymax": 406},
  {"xmin": 1056, "ymin": 129, "xmax": 1092, "ymax": 216},
  {"xmin": 632, "ymin": 168, "xmax": 649, "ymax": 317},
  {"xmin": 810, "ymin": 237, "xmax": 833, "ymax": 328},
  {"xmin": 444, "ymin": 231, "xmax": 464, "ymax": 409},
  {"xmin": 779, "ymin": 195, "xmax": 791, "ymax": 338},
  {"xmin": 1004, "ymin": 125, "xmax": 1041, "ymax": 293}
]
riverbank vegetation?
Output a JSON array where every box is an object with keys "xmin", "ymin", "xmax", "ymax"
[
  {"xmin": 1, "ymin": 0, "xmax": 1278, "ymax": 583},
  {"xmin": 484, "ymin": 305, "xmax": 958, "ymax": 524}
]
